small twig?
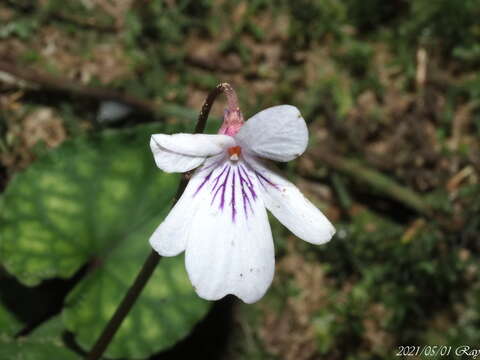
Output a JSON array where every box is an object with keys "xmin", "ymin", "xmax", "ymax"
[
  {"xmin": 0, "ymin": 60, "xmax": 223, "ymax": 124},
  {"xmin": 311, "ymin": 149, "xmax": 433, "ymax": 217},
  {"xmin": 0, "ymin": 60, "xmax": 156, "ymax": 114},
  {"xmin": 85, "ymin": 82, "xmax": 237, "ymax": 360}
]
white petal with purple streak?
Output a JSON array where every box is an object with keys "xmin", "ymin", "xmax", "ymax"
[
  {"xmin": 185, "ymin": 159, "xmax": 275, "ymax": 303},
  {"xmin": 248, "ymin": 156, "xmax": 335, "ymax": 245},
  {"xmin": 149, "ymin": 155, "xmax": 224, "ymax": 255}
]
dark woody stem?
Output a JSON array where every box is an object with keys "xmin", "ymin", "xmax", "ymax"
[{"xmin": 85, "ymin": 83, "xmax": 239, "ymax": 360}]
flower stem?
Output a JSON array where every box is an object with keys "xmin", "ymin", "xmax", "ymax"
[
  {"xmin": 195, "ymin": 82, "xmax": 240, "ymax": 133},
  {"xmin": 85, "ymin": 83, "xmax": 238, "ymax": 360},
  {"xmin": 85, "ymin": 250, "xmax": 160, "ymax": 360}
]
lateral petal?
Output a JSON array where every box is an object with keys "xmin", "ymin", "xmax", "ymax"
[
  {"xmin": 149, "ymin": 155, "xmax": 225, "ymax": 256},
  {"xmin": 150, "ymin": 134, "xmax": 234, "ymax": 173},
  {"xmin": 151, "ymin": 133, "xmax": 235, "ymax": 156},
  {"xmin": 248, "ymin": 156, "xmax": 335, "ymax": 245},
  {"xmin": 150, "ymin": 140, "xmax": 205, "ymax": 173}
]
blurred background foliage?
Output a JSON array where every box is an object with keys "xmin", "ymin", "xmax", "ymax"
[{"xmin": 0, "ymin": 0, "xmax": 479, "ymax": 359}]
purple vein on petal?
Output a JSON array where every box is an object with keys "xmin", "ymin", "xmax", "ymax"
[
  {"xmin": 220, "ymin": 166, "xmax": 231, "ymax": 210},
  {"xmin": 195, "ymin": 160, "xmax": 261, "ymax": 220},
  {"xmin": 231, "ymin": 171, "xmax": 237, "ymax": 222},
  {"xmin": 193, "ymin": 157, "xmax": 226, "ymax": 198},
  {"xmin": 239, "ymin": 165, "xmax": 257, "ymax": 199},
  {"xmin": 211, "ymin": 164, "xmax": 229, "ymax": 193},
  {"xmin": 193, "ymin": 169, "xmax": 214, "ymax": 197},
  {"xmin": 211, "ymin": 165, "xmax": 231, "ymax": 209},
  {"xmin": 237, "ymin": 166, "xmax": 254, "ymax": 218},
  {"xmin": 255, "ymin": 170, "xmax": 279, "ymax": 190}
]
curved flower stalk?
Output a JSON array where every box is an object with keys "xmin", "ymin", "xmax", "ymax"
[{"xmin": 149, "ymin": 94, "xmax": 335, "ymax": 304}]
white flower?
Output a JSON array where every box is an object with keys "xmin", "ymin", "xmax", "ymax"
[{"xmin": 149, "ymin": 105, "xmax": 335, "ymax": 303}]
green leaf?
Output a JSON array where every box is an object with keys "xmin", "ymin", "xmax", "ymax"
[
  {"xmin": 0, "ymin": 316, "xmax": 80, "ymax": 360},
  {"xmin": 0, "ymin": 125, "xmax": 210, "ymax": 358},
  {"xmin": 0, "ymin": 302, "xmax": 21, "ymax": 338},
  {"xmin": 63, "ymin": 255, "xmax": 207, "ymax": 358}
]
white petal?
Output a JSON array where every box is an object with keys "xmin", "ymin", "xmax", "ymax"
[
  {"xmin": 150, "ymin": 134, "xmax": 235, "ymax": 173},
  {"xmin": 185, "ymin": 160, "xmax": 274, "ymax": 303},
  {"xmin": 235, "ymin": 105, "xmax": 308, "ymax": 162},
  {"xmin": 151, "ymin": 133, "xmax": 235, "ymax": 156},
  {"xmin": 248, "ymin": 157, "xmax": 335, "ymax": 245},
  {"xmin": 149, "ymin": 155, "xmax": 225, "ymax": 255},
  {"xmin": 150, "ymin": 139, "xmax": 205, "ymax": 173}
]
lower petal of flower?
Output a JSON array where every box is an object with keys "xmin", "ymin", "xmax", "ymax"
[
  {"xmin": 186, "ymin": 158, "xmax": 274, "ymax": 303},
  {"xmin": 151, "ymin": 156, "xmax": 275, "ymax": 303}
]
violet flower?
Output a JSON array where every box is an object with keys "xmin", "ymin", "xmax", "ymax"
[{"xmin": 149, "ymin": 98, "xmax": 335, "ymax": 303}]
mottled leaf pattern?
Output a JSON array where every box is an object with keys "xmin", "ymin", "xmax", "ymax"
[{"xmin": 0, "ymin": 126, "xmax": 210, "ymax": 358}]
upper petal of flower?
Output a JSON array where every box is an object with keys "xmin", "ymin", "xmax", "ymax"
[
  {"xmin": 150, "ymin": 134, "xmax": 235, "ymax": 173},
  {"xmin": 248, "ymin": 156, "xmax": 335, "ymax": 245},
  {"xmin": 235, "ymin": 105, "xmax": 308, "ymax": 162}
]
